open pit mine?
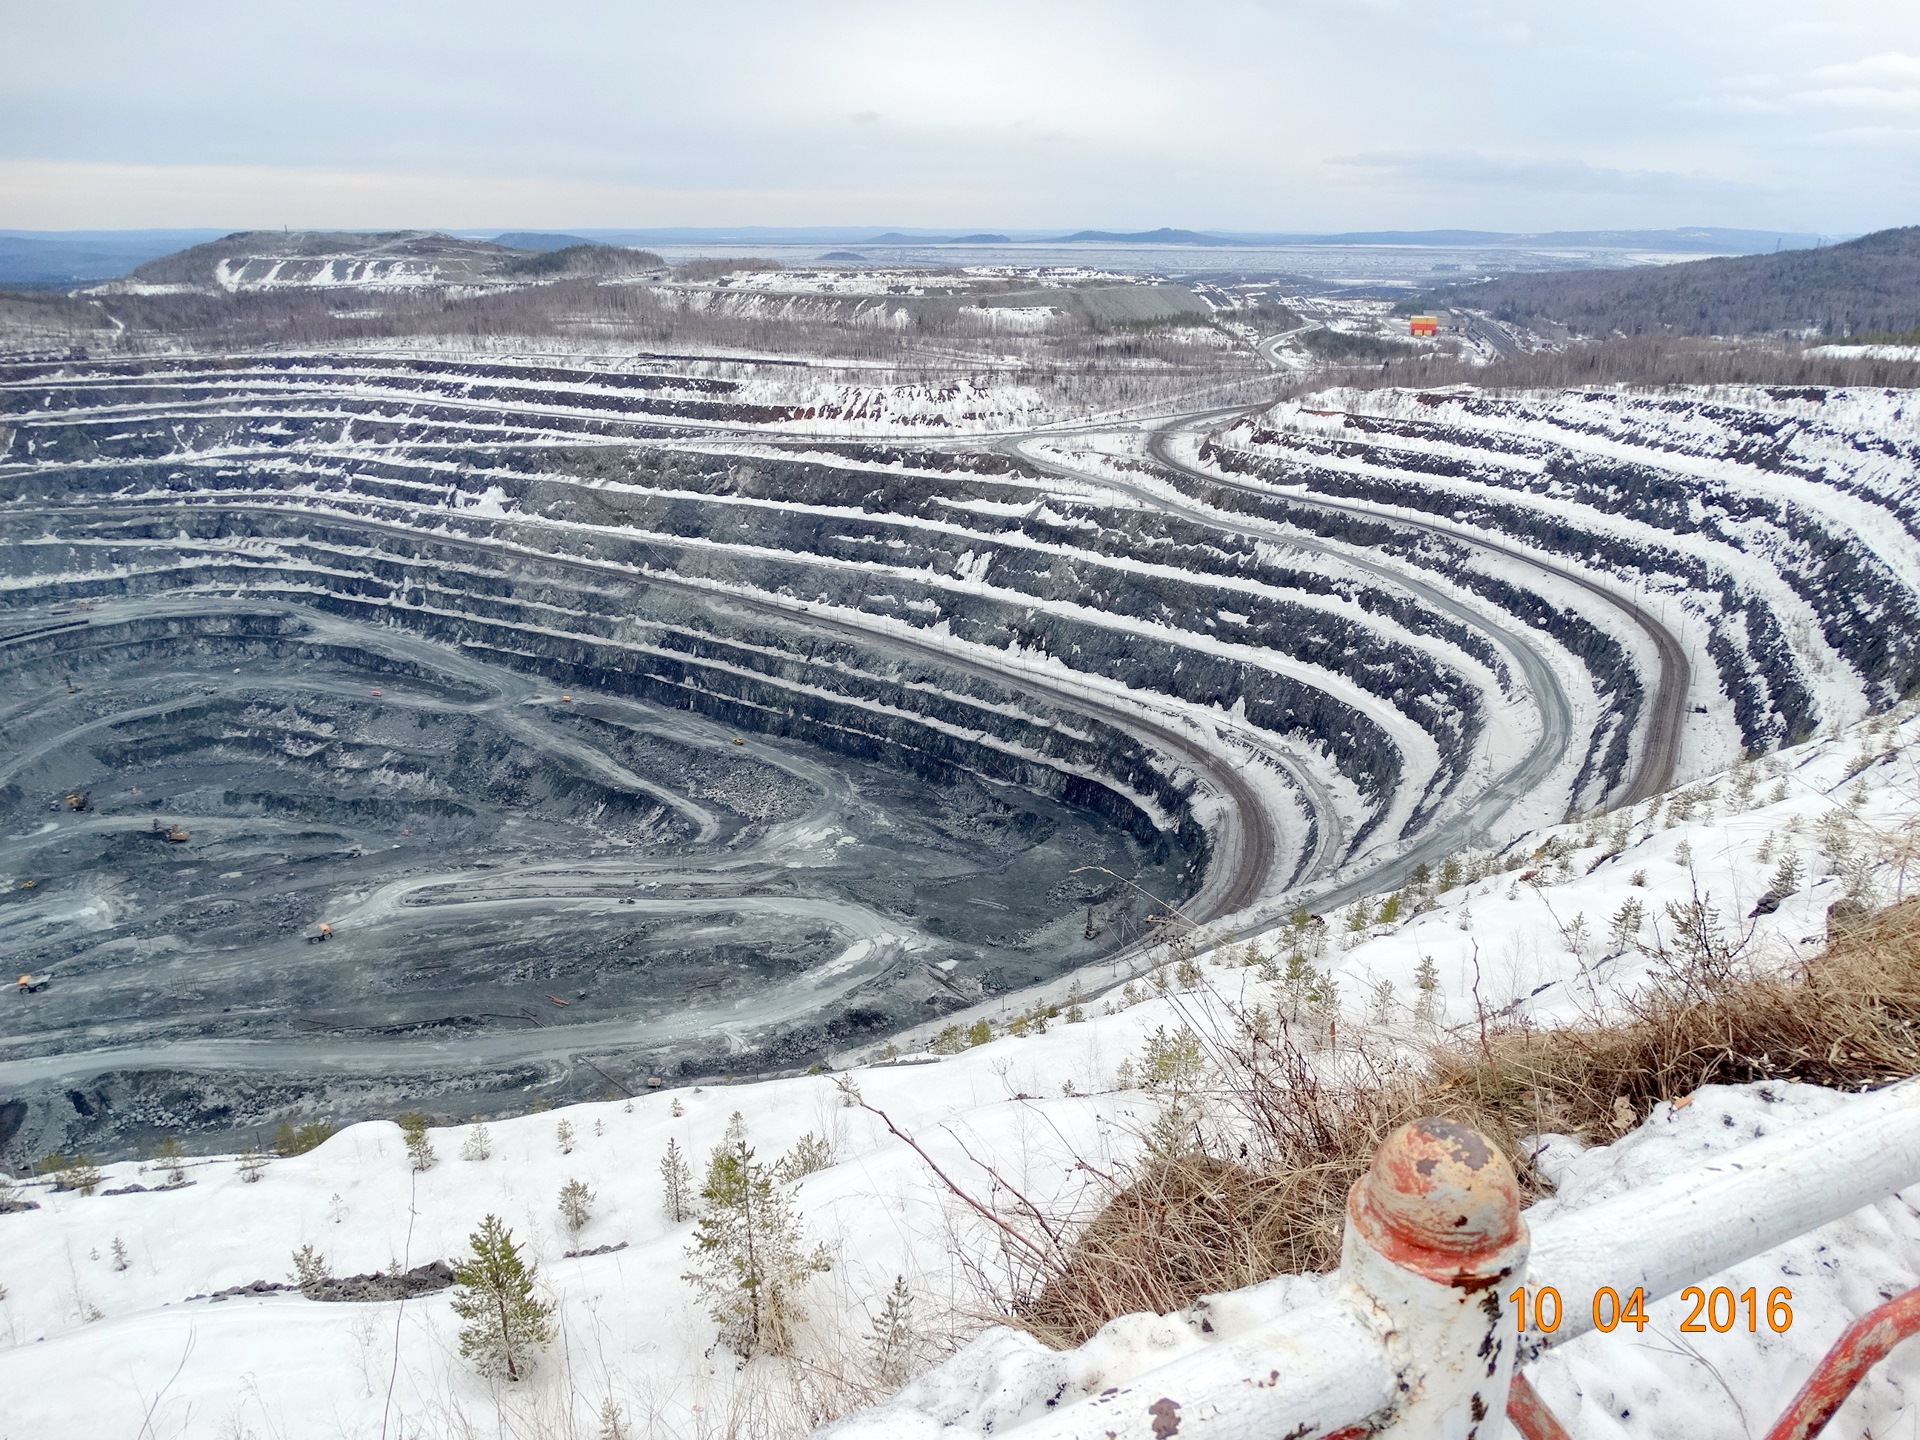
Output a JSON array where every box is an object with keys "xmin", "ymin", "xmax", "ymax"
[{"xmin": 3, "ymin": 335, "xmax": 1918, "ymax": 1164}]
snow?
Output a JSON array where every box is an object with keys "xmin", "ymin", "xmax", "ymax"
[{"xmin": 5, "ymin": 702, "xmax": 1920, "ymax": 1438}]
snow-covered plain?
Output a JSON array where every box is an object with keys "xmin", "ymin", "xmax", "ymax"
[{"xmin": 5, "ymin": 704, "xmax": 1919, "ymax": 1440}]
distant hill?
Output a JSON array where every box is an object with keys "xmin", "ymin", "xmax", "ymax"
[
  {"xmin": 499, "ymin": 243, "xmax": 664, "ymax": 277},
  {"xmin": 99, "ymin": 230, "xmax": 658, "ymax": 294},
  {"xmin": 490, "ymin": 231, "xmax": 595, "ymax": 251},
  {"xmin": 116, "ymin": 230, "xmax": 524, "ymax": 292},
  {"xmin": 1054, "ymin": 228, "xmax": 1227, "ymax": 245},
  {"xmin": 0, "ymin": 230, "xmax": 229, "ymax": 285},
  {"xmin": 1438, "ymin": 225, "xmax": 1920, "ymax": 338},
  {"xmin": 865, "ymin": 232, "xmax": 1011, "ymax": 245}
]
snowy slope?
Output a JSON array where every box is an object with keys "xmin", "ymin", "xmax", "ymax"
[{"xmin": 4, "ymin": 704, "xmax": 1919, "ymax": 1438}]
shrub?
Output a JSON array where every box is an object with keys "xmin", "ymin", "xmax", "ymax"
[
  {"xmin": 41, "ymin": 1154, "xmax": 101, "ymax": 1195},
  {"xmin": 238, "ymin": 1146, "xmax": 269, "ymax": 1183},
  {"xmin": 273, "ymin": 1121, "xmax": 336, "ymax": 1157},
  {"xmin": 151, "ymin": 1136, "xmax": 188, "ymax": 1186},
  {"xmin": 1138, "ymin": 1026, "xmax": 1206, "ymax": 1094},
  {"xmin": 451, "ymin": 1216, "xmax": 556, "ymax": 1381},
  {"xmin": 773, "ymin": 1132, "xmax": 834, "ymax": 1182},
  {"xmin": 1020, "ymin": 899, "xmax": 1920, "ymax": 1347}
]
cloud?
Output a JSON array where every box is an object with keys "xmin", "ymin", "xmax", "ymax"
[
  {"xmin": 1331, "ymin": 152, "xmax": 1760, "ymax": 202},
  {"xmin": 0, "ymin": 1, "xmax": 1915, "ymax": 231},
  {"xmin": 0, "ymin": 160, "xmax": 984, "ymax": 231},
  {"xmin": 1811, "ymin": 52, "xmax": 1920, "ymax": 85}
]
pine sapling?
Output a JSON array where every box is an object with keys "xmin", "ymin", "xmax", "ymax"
[
  {"xmin": 868, "ymin": 1274, "xmax": 917, "ymax": 1391},
  {"xmin": 237, "ymin": 1146, "xmax": 269, "ymax": 1184},
  {"xmin": 397, "ymin": 1113, "xmax": 437, "ymax": 1171},
  {"xmin": 1608, "ymin": 898, "xmax": 1645, "ymax": 953},
  {"xmin": 44, "ymin": 1155, "xmax": 102, "ymax": 1195},
  {"xmin": 1769, "ymin": 852, "xmax": 1804, "ymax": 897},
  {"xmin": 111, "ymin": 1237, "xmax": 129, "ymax": 1272},
  {"xmin": 559, "ymin": 1178, "xmax": 595, "ymax": 1241},
  {"xmin": 555, "ymin": 1120, "xmax": 575, "ymax": 1154},
  {"xmin": 660, "ymin": 1139, "xmax": 694, "ymax": 1224},
  {"xmin": 1413, "ymin": 953, "xmax": 1441, "ymax": 1023},
  {"xmin": 152, "ymin": 1136, "xmax": 188, "ymax": 1187},
  {"xmin": 772, "ymin": 1132, "xmax": 834, "ymax": 1183},
  {"xmin": 450, "ymin": 1215, "xmax": 556, "ymax": 1381},
  {"xmin": 682, "ymin": 1136, "xmax": 829, "ymax": 1360},
  {"xmin": 290, "ymin": 1243, "xmax": 331, "ymax": 1288},
  {"xmin": 460, "ymin": 1123, "xmax": 492, "ymax": 1162}
]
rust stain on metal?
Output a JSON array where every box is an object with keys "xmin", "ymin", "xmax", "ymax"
[
  {"xmin": 1762, "ymin": 1285, "xmax": 1920, "ymax": 1440},
  {"xmin": 1507, "ymin": 1372, "xmax": 1575, "ymax": 1440},
  {"xmin": 1348, "ymin": 1117, "xmax": 1524, "ymax": 1285},
  {"xmin": 1147, "ymin": 1396, "xmax": 1182, "ymax": 1437}
]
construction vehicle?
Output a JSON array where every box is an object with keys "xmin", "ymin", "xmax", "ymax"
[
  {"xmin": 306, "ymin": 921, "xmax": 334, "ymax": 944},
  {"xmin": 16, "ymin": 974, "xmax": 49, "ymax": 994},
  {"xmin": 64, "ymin": 791, "xmax": 90, "ymax": 812},
  {"xmin": 157, "ymin": 822, "xmax": 190, "ymax": 843}
]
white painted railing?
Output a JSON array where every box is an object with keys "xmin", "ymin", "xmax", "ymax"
[{"xmin": 824, "ymin": 1079, "xmax": 1920, "ymax": 1440}]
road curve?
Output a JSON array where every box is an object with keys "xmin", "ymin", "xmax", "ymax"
[
  {"xmin": 1143, "ymin": 416, "xmax": 1689, "ymax": 806},
  {"xmin": 1, "ymin": 491, "xmax": 1281, "ymax": 929}
]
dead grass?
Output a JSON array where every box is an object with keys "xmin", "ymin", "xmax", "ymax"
[{"xmin": 1019, "ymin": 900, "xmax": 1920, "ymax": 1348}]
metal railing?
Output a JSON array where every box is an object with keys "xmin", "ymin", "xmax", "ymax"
[{"xmin": 826, "ymin": 1079, "xmax": 1920, "ymax": 1440}]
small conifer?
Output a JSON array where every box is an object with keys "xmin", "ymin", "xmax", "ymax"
[
  {"xmin": 396, "ymin": 1113, "xmax": 437, "ymax": 1171},
  {"xmin": 559, "ymin": 1178, "xmax": 595, "ymax": 1240},
  {"xmin": 450, "ymin": 1215, "xmax": 556, "ymax": 1381},
  {"xmin": 289, "ymin": 1243, "xmax": 331, "ymax": 1288},
  {"xmin": 460, "ymin": 1123, "xmax": 492, "ymax": 1162},
  {"xmin": 152, "ymin": 1136, "xmax": 188, "ymax": 1186},
  {"xmin": 555, "ymin": 1120, "xmax": 575, "ymax": 1154},
  {"xmin": 660, "ymin": 1139, "xmax": 694, "ymax": 1224},
  {"xmin": 868, "ymin": 1274, "xmax": 917, "ymax": 1390},
  {"xmin": 682, "ymin": 1136, "xmax": 829, "ymax": 1359}
]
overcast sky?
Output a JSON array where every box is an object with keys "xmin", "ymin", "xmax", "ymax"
[{"xmin": 2, "ymin": 0, "xmax": 1916, "ymax": 234}]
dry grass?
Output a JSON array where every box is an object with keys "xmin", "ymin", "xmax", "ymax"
[{"xmin": 1019, "ymin": 900, "xmax": 1920, "ymax": 1348}]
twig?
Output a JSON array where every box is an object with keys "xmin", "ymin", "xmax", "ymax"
[
  {"xmin": 135, "ymin": 1324, "xmax": 197, "ymax": 1440},
  {"xmin": 851, "ymin": 1097, "xmax": 1052, "ymax": 1266},
  {"xmin": 380, "ymin": 1166, "xmax": 418, "ymax": 1440}
]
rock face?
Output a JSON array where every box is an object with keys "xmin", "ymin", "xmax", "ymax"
[
  {"xmin": 2, "ymin": 356, "xmax": 1915, "ymax": 1163},
  {"xmin": 91, "ymin": 231, "xmax": 665, "ymax": 295}
]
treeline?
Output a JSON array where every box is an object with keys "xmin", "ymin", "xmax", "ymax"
[
  {"xmin": 1433, "ymin": 226, "xmax": 1920, "ymax": 339},
  {"xmin": 1286, "ymin": 334, "xmax": 1920, "ymax": 396}
]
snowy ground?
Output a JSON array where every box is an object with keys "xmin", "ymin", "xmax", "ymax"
[{"xmin": 4, "ymin": 705, "xmax": 1920, "ymax": 1439}]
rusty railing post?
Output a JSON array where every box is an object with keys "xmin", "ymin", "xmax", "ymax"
[{"xmin": 1339, "ymin": 1117, "xmax": 1529, "ymax": 1438}]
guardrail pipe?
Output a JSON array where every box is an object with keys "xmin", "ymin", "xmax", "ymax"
[
  {"xmin": 1524, "ymin": 1078, "xmax": 1920, "ymax": 1359},
  {"xmin": 997, "ymin": 1117, "xmax": 1527, "ymax": 1439},
  {"xmin": 827, "ymin": 1083, "xmax": 1920, "ymax": 1440}
]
